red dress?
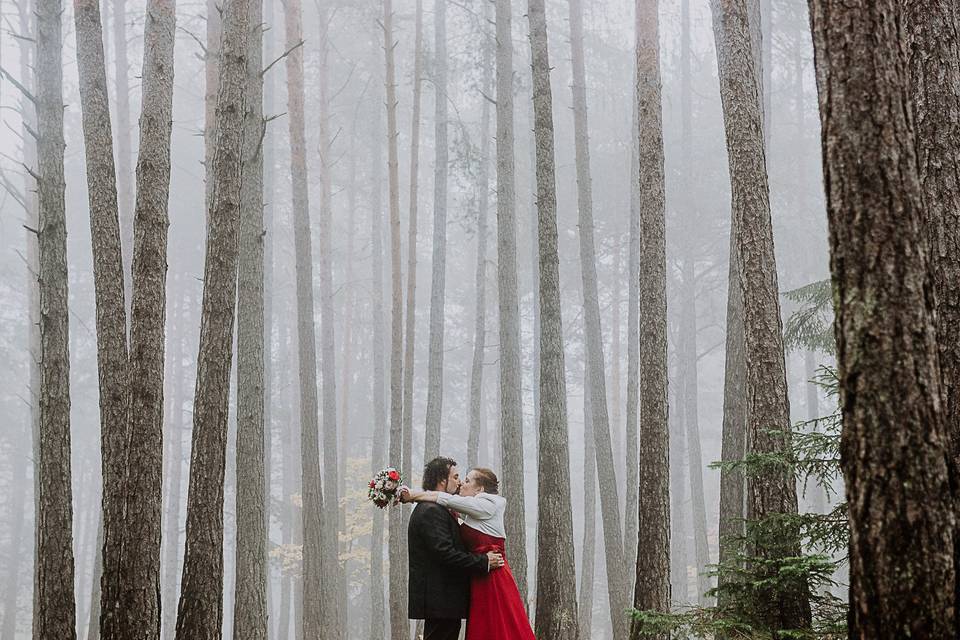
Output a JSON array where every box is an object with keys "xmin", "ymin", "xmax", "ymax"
[{"xmin": 460, "ymin": 523, "xmax": 537, "ymax": 640}]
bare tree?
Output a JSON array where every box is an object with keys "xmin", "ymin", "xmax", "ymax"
[
  {"xmin": 423, "ymin": 0, "xmax": 449, "ymax": 460},
  {"xmin": 33, "ymin": 0, "xmax": 76, "ymax": 636},
  {"xmin": 808, "ymin": 0, "xmax": 957, "ymax": 635},
  {"xmin": 631, "ymin": 0, "xmax": 670, "ymax": 635},
  {"xmin": 528, "ymin": 0, "xmax": 579, "ymax": 636},
  {"xmin": 174, "ymin": 0, "xmax": 249, "ymax": 634},
  {"xmin": 567, "ymin": 0, "xmax": 629, "ymax": 632},
  {"xmin": 234, "ymin": 0, "xmax": 268, "ymax": 634},
  {"xmin": 495, "ymin": 0, "xmax": 529, "ymax": 607},
  {"xmin": 711, "ymin": 0, "xmax": 811, "ymax": 629}
]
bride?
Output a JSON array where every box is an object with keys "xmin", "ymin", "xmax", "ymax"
[{"xmin": 401, "ymin": 467, "xmax": 536, "ymax": 640}]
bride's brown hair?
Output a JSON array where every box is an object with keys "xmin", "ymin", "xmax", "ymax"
[{"xmin": 470, "ymin": 467, "xmax": 499, "ymax": 494}]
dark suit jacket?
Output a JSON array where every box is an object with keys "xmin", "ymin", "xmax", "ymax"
[{"xmin": 407, "ymin": 501, "xmax": 489, "ymax": 620}]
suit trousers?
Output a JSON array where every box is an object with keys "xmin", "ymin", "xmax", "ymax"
[{"xmin": 424, "ymin": 618, "xmax": 461, "ymax": 640}]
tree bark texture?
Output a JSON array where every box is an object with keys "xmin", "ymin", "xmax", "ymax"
[
  {"xmin": 112, "ymin": 0, "xmax": 134, "ymax": 288},
  {"xmin": 624, "ymin": 52, "xmax": 640, "ymax": 579},
  {"xmin": 234, "ymin": 0, "xmax": 268, "ymax": 634},
  {"xmin": 34, "ymin": 0, "xmax": 76, "ymax": 636},
  {"xmin": 423, "ymin": 0, "xmax": 448, "ymax": 461},
  {"xmin": 631, "ymin": 0, "xmax": 670, "ymax": 634},
  {"xmin": 495, "ymin": 0, "xmax": 529, "ymax": 607},
  {"xmin": 808, "ymin": 0, "xmax": 957, "ymax": 635},
  {"xmin": 711, "ymin": 0, "xmax": 811, "ymax": 630},
  {"xmin": 578, "ymin": 369, "xmax": 597, "ymax": 640},
  {"xmin": 174, "ymin": 0, "xmax": 249, "ymax": 634},
  {"xmin": 567, "ymin": 0, "xmax": 629, "ymax": 633},
  {"xmin": 527, "ymin": 1, "xmax": 580, "ymax": 637}
]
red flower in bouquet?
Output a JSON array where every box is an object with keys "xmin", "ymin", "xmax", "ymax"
[{"xmin": 388, "ymin": 470, "xmax": 400, "ymax": 482}]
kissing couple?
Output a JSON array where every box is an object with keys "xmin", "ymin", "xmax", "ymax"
[{"xmin": 401, "ymin": 456, "xmax": 537, "ymax": 640}]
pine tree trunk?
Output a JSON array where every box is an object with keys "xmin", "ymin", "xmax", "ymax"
[
  {"xmin": 527, "ymin": 1, "xmax": 580, "ymax": 636},
  {"xmin": 468, "ymin": 17, "xmax": 493, "ymax": 468},
  {"xmin": 234, "ymin": 0, "xmax": 268, "ymax": 634},
  {"xmin": 631, "ymin": 0, "xmax": 670, "ymax": 634},
  {"xmin": 34, "ymin": 0, "xmax": 76, "ymax": 636},
  {"xmin": 567, "ymin": 0, "xmax": 629, "ymax": 632},
  {"xmin": 369, "ymin": 86, "xmax": 389, "ymax": 640},
  {"xmin": 400, "ymin": 0, "xmax": 424, "ymax": 575},
  {"xmin": 711, "ymin": 0, "xmax": 811, "ymax": 630},
  {"xmin": 423, "ymin": 0, "xmax": 449, "ymax": 461},
  {"xmin": 174, "ymin": 0, "xmax": 249, "ymax": 634},
  {"xmin": 808, "ymin": 0, "xmax": 957, "ymax": 635},
  {"xmin": 494, "ymin": 0, "xmax": 529, "ymax": 607},
  {"xmin": 669, "ymin": 387, "xmax": 689, "ymax": 607},
  {"xmin": 73, "ymin": 0, "xmax": 131, "ymax": 635},
  {"xmin": 112, "ymin": 0, "xmax": 134, "ymax": 288},
  {"xmin": 623, "ymin": 58, "xmax": 640, "ymax": 578},
  {"xmin": 278, "ymin": 321, "xmax": 298, "ymax": 640},
  {"xmin": 578, "ymin": 368, "xmax": 597, "ymax": 640},
  {"xmin": 904, "ymin": 8, "xmax": 960, "ymax": 610},
  {"xmin": 315, "ymin": 10, "xmax": 343, "ymax": 637}
]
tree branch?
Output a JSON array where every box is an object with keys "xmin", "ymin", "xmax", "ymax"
[{"xmin": 262, "ymin": 39, "xmax": 304, "ymax": 78}]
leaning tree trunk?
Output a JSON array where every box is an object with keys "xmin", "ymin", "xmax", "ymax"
[
  {"xmin": 234, "ymin": 0, "xmax": 268, "ymax": 634},
  {"xmin": 527, "ymin": 0, "xmax": 580, "ymax": 637},
  {"xmin": 73, "ymin": 0, "xmax": 133, "ymax": 636},
  {"xmin": 711, "ymin": 0, "xmax": 812, "ymax": 630},
  {"xmin": 808, "ymin": 0, "xmax": 957, "ymax": 636},
  {"xmin": 904, "ymin": 3, "xmax": 960, "ymax": 588},
  {"xmin": 33, "ymin": 0, "xmax": 76, "ymax": 637},
  {"xmin": 423, "ymin": 0, "xmax": 449, "ymax": 460},
  {"xmin": 174, "ymin": 0, "xmax": 249, "ymax": 635},
  {"xmin": 631, "ymin": 0, "xmax": 670, "ymax": 636},
  {"xmin": 468, "ymin": 16, "xmax": 493, "ymax": 468},
  {"xmin": 494, "ymin": 0, "xmax": 529, "ymax": 607},
  {"xmin": 567, "ymin": 0, "xmax": 629, "ymax": 633}
]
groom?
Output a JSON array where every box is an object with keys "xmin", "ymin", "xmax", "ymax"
[{"xmin": 405, "ymin": 456, "xmax": 504, "ymax": 640}]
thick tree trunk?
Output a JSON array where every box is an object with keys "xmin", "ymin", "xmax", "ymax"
[
  {"xmin": 494, "ymin": 0, "xmax": 529, "ymax": 607},
  {"xmin": 904, "ymin": 8, "xmax": 960, "ymax": 614},
  {"xmin": 711, "ymin": 0, "xmax": 811, "ymax": 630},
  {"xmin": 631, "ymin": 0, "xmax": 670, "ymax": 635},
  {"xmin": 234, "ymin": 0, "xmax": 268, "ymax": 635},
  {"xmin": 527, "ymin": 1, "xmax": 580, "ymax": 636},
  {"xmin": 624, "ymin": 56, "xmax": 640, "ymax": 579},
  {"xmin": 468, "ymin": 17, "xmax": 493, "ymax": 468},
  {"xmin": 578, "ymin": 369, "xmax": 597, "ymax": 640},
  {"xmin": 423, "ymin": 0, "xmax": 448, "ymax": 460},
  {"xmin": 368, "ymin": 92, "xmax": 388, "ymax": 640},
  {"xmin": 174, "ymin": 0, "xmax": 249, "ymax": 634},
  {"xmin": 73, "ymin": 0, "xmax": 132, "ymax": 636},
  {"xmin": 33, "ymin": 1, "xmax": 76, "ymax": 636},
  {"xmin": 567, "ymin": 0, "xmax": 629, "ymax": 633},
  {"xmin": 808, "ymin": 0, "xmax": 957, "ymax": 635}
]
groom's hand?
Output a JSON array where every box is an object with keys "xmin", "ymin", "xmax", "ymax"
[{"xmin": 486, "ymin": 551, "xmax": 505, "ymax": 571}]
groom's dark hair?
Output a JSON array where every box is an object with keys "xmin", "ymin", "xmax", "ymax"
[{"xmin": 422, "ymin": 456, "xmax": 457, "ymax": 491}]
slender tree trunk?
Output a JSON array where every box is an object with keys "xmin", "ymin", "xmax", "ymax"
[
  {"xmin": 315, "ymin": 10, "xmax": 343, "ymax": 638},
  {"xmin": 400, "ymin": 0, "xmax": 423, "ymax": 575},
  {"xmin": 623, "ymin": 54, "xmax": 640, "ymax": 578},
  {"xmin": 631, "ymin": 0, "xmax": 670, "ymax": 635},
  {"xmin": 204, "ymin": 0, "xmax": 222, "ymax": 209},
  {"xmin": 567, "ymin": 0, "xmax": 629, "ymax": 633},
  {"xmin": 495, "ymin": 0, "xmax": 529, "ymax": 606},
  {"xmin": 578, "ymin": 369, "xmax": 597, "ymax": 640},
  {"xmin": 904, "ymin": 8, "xmax": 960, "ymax": 617},
  {"xmin": 527, "ymin": 1, "xmax": 579, "ymax": 636},
  {"xmin": 73, "ymin": 0, "xmax": 131, "ymax": 636},
  {"xmin": 174, "ymin": 0, "xmax": 249, "ymax": 634},
  {"xmin": 423, "ymin": 0, "xmax": 449, "ymax": 460},
  {"xmin": 468, "ymin": 17, "xmax": 493, "ymax": 468},
  {"xmin": 368, "ymin": 92, "xmax": 388, "ymax": 640},
  {"xmin": 808, "ymin": 0, "xmax": 957, "ymax": 635},
  {"xmin": 33, "ymin": 0, "xmax": 76, "ymax": 636},
  {"xmin": 278, "ymin": 321, "xmax": 298, "ymax": 640},
  {"xmin": 711, "ymin": 0, "xmax": 811, "ymax": 630},
  {"xmin": 234, "ymin": 0, "xmax": 268, "ymax": 634}
]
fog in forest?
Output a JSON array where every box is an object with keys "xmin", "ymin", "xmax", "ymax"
[{"xmin": 0, "ymin": 0, "xmax": 840, "ymax": 637}]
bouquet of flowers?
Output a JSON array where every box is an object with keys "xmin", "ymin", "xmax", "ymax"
[{"xmin": 368, "ymin": 467, "xmax": 403, "ymax": 508}]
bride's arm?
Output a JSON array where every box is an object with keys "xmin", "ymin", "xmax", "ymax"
[{"xmin": 434, "ymin": 493, "xmax": 498, "ymax": 520}]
